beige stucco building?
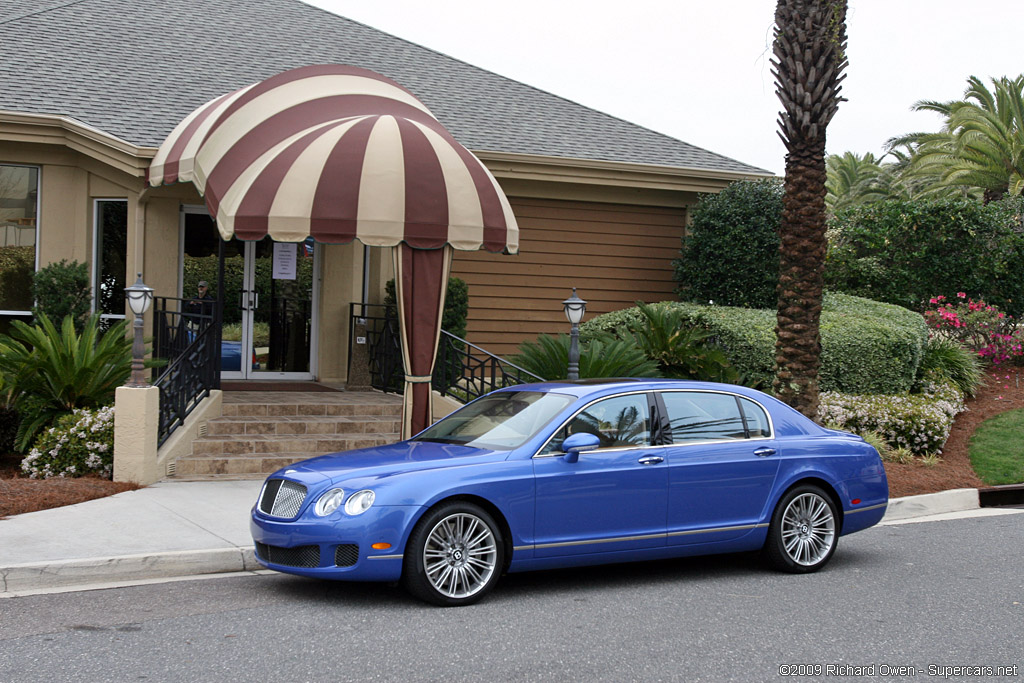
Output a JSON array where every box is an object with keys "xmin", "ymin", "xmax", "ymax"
[{"xmin": 1, "ymin": 0, "xmax": 771, "ymax": 387}]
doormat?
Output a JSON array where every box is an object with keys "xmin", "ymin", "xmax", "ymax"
[{"xmin": 221, "ymin": 381, "xmax": 342, "ymax": 392}]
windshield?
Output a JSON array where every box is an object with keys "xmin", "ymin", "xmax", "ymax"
[{"xmin": 413, "ymin": 391, "xmax": 574, "ymax": 450}]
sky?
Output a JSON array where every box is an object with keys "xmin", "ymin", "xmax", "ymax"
[{"xmin": 304, "ymin": 0, "xmax": 1024, "ymax": 175}]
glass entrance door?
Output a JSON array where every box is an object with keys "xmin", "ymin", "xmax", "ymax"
[{"xmin": 181, "ymin": 210, "xmax": 318, "ymax": 381}]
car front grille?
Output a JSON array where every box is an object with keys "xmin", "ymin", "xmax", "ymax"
[
  {"xmin": 258, "ymin": 479, "xmax": 307, "ymax": 518},
  {"xmin": 335, "ymin": 544, "xmax": 359, "ymax": 567},
  {"xmin": 255, "ymin": 542, "xmax": 321, "ymax": 568}
]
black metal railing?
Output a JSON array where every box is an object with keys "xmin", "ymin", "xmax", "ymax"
[
  {"xmin": 152, "ymin": 296, "xmax": 221, "ymax": 447},
  {"xmin": 433, "ymin": 331, "xmax": 544, "ymax": 402},
  {"xmin": 350, "ymin": 303, "xmax": 403, "ymax": 392},
  {"xmin": 349, "ymin": 303, "xmax": 543, "ymax": 403}
]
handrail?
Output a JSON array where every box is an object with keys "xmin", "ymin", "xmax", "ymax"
[
  {"xmin": 152, "ymin": 296, "xmax": 221, "ymax": 447},
  {"xmin": 349, "ymin": 302, "xmax": 543, "ymax": 403},
  {"xmin": 434, "ymin": 329, "xmax": 544, "ymax": 402}
]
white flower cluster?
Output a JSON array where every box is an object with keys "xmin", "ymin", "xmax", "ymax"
[
  {"xmin": 817, "ymin": 380, "xmax": 965, "ymax": 457},
  {"xmin": 20, "ymin": 406, "xmax": 116, "ymax": 479}
]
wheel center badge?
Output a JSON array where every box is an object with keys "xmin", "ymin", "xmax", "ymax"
[{"xmin": 452, "ymin": 549, "xmax": 464, "ymax": 562}]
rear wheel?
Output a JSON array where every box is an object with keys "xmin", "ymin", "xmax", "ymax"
[
  {"xmin": 763, "ymin": 484, "xmax": 838, "ymax": 573},
  {"xmin": 402, "ymin": 501, "xmax": 504, "ymax": 606}
]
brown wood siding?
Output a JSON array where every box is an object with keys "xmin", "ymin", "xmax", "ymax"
[{"xmin": 451, "ymin": 198, "xmax": 687, "ymax": 359}]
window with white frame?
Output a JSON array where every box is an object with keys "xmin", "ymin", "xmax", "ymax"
[
  {"xmin": 93, "ymin": 199, "xmax": 128, "ymax": 325},
  {"xmin": 0, "ymin": 164, "xmax": 39, "ymax": 333}
]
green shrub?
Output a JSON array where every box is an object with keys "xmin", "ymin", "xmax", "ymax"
[
  {"xmin": 582, "ymin": 293, "xmax": 928, "ymax": 394},
  {"xmin": 917, "ymin": 336, "xmax": 984, "ymax": 397},
  {"xmin": 21, "ymin": 406, "xmax": 115, "ymax": 479},
  {"xmin": 0, "ymin": 406, "xmax": 19, "ymax": 454},
  {"xmin": 0, "ymin": 245, "xmax": 35, "ymax": 311},
  {"xmin": 621, "ymin": 302, "xmax": 738, "ymax": 382},
  {"xmin": 0, "ymin": 314, "xmax": 133, "ymax": 451},
  {"xmin": 512, "ymin": 333, "xmax": 660, "ymax": 380},
  {"xmin": 817, "ymin": 380, "xmax": 965, "ymax": 456},
  {"xmin": 673, "ymin": 179, "xmax": 782, "ymax": 309},
  {"xmin": 826, "ymin": 197, "xmax": 1024, "ymax": 317},
  {"xmin": 384, "ymin": 276, "xmax": 469, "ymax": 339},
  {"xmin": 32, "ymin": 259, "xmax": 91, "ymax": 330}
]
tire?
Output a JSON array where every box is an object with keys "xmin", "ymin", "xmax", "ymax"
[
  {"xmin": 402, "ymin": 501, "xmax": 505, "ymax": 606},
  {"xmin": 763, "ymin": 484, "xmax": 838, "ymax": 573}
]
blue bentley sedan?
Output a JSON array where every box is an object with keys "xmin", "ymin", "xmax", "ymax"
[{"xmin": 251, "ymin": 379, "xmax": 888, "ymax": 606}]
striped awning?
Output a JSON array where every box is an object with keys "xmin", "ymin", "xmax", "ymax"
[{"xmin": 148, "ymin": 64, "xmax": 518, "ymax": 254}]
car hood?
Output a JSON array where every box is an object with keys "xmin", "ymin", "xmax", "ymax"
[{"xmin": 270, "ymin": 440, "xmax": 508, "ymax": 486}]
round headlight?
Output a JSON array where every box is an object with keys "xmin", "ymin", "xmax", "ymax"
[
  {"xmin": 314, "ymin": 488, "xmax": 345, "ymax": 517},
  {"xmin": 345, "ymin": 489, "xmax": 375, "ymax": 516}
]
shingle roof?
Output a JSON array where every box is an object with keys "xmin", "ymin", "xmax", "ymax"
[{"xmin": 0, "ymin": 0, "xmax": 768, "ymax": 174}]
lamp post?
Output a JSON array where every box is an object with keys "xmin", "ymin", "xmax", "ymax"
[
  {"xmin": 124, "ymin": 273, "xmax": 154, "ymax": 387},
  {"xmin": 562, "ymin": 288, "xmax": 587, "ymax": 381}
]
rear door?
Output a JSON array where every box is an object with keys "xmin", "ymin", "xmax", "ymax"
[{"xmin": 658, "ymin": 390, "xmax": 780, "ymax": 546}]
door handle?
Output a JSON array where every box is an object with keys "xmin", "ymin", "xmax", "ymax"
[
  {"xmin": 251, "ymin": 292, "xmax": 259, "ymax": 310},
  {"xmin": 239, "ymin": 291, "xmax": 249, "ymax": 311},
  {"xmin": 638, "ymin": 455, "xmax": 664, "ymax": 465},
  {"xmin": 753, "ymin": 447, "xmax": 776, "ymax": 457}
]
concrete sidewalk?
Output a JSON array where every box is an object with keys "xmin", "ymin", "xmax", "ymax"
[{"xmin": 1, "ymin": 481, "xmax": 1020, "ymax": 597}]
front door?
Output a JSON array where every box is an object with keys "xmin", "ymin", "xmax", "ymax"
[{"xmin": 181, "ymin": 210, "xmax": 318, "ymax": 380}]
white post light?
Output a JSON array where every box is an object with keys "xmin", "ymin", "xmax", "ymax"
[{"xmin": 562, "ymin": 288, "xmax": 587, "ymax": 380}]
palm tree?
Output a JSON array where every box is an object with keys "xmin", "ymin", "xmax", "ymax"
[
  {"xmin": 826, "ymin": 152, "xmax": 886, "ymax": 211},
  {"xmin": 771, "ymin": 0, "xmax": 849, "ymax": 418},
  {"xmin": 887, "ymin": 75, "xmax": 1024, "ymax": 202}
]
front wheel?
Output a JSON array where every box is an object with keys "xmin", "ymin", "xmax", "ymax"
[
  {"xmin": 763, "ymin": 485, "xmax": 838, "ymax": 573},
  {"xmin": 402, "ymin": 502, "xmax": 504, "ymax": 606}
]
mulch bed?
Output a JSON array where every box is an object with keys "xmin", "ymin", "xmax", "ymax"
[
  {"xmin": 0, "ymin": 454, "xmax": 139, "ymax": 519},
  {"xmin": 1, "ymin": 370, "xmax": 1021, "ymax": 517},
  {"xmin": 884, "ymin": 366, "xmax": 1024, "ymax": 497}
]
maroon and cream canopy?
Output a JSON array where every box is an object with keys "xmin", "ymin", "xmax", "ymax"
[
  {"xmin": 148, "ymin": 64, "xmax": 518, "ymax": 254},
  {"xmin": 149, "ymin": 65, "xmax": 518, "ymax": 439}
]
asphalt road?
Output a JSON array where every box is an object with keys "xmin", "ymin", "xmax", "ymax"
[{"xmin": 1, "ymin": 514, "xmax": 1021, "ymax": 683}]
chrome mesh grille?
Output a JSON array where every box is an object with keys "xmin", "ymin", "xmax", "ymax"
[
  {"xmin": 258, "ymin": 479, "xmax": 308, "ymax": 518},
  {"xmin": 255, "ymin": 542, "xmax": 321, "ymax": 568},
  {"xmin": 335, "ymin": 544, "xmax": 359, "ymax": 567}
]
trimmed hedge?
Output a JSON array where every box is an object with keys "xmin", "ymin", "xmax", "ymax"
[
  {"xmin": 826, "ymin": 197, "xmax": 1024, "ymax": 317},
  {"xmin": 582, "ymin": 292, "xmax": 928, "ymax": 394}
]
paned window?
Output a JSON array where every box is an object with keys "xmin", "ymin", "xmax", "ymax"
[
  {"xmin": 0, "ymin": 164, "xmax": 38, "ymax": 333},
  {"xmin": 94, "ymin": 199, "xmax": 128, "ymax": 323}
]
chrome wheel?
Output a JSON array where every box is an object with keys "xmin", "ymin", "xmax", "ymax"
[
  {"xmin": 422, "ymin": 512, "xmax": 498, "ymax": 600},
  {"xmin": 780, "ymin": 492, "xmax": 835, "ymax": 566}
]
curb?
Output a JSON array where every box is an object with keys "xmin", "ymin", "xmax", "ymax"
[
  {"xmin": 0, "ymin": 489, "xmax": 994, "ymax": 597},
  {"xmin": 880, "ymin": 488, "xmax": 979, "ymax": 522},
  {"xmin": 1, "ymin": 547, "xmax": 258, "ymax": 597}
]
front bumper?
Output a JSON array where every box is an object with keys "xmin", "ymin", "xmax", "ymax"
[{"xmin": 250, "ymin": 504, "xmax": 423, "ymax": 582}]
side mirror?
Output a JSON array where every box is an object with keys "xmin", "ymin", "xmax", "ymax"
[{"xmin": 561, "ymin": 432, "xmax": 600, "ymax": 463}]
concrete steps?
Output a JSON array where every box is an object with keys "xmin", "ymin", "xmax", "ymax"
[{"xmin": 171, "ymin": 391, "xmax": 403, "ymax": 480}]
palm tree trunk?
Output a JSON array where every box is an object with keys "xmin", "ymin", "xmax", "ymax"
[
  {"xmin": 775, "ymin": 145, "xmax": 828, "ymax": 416},
  {"xmin": 771, "ymin": 0, "xmax": 848, "ymax": 418}
]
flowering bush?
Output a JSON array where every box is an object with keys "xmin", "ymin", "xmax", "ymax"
[
  {"xmin": 818, "ymin": 379, "xmax": 965, "ymax": 456},
  {"xmin": 21, "ymin": 406, "xmax": 115, "ymax": 479},
  {"xmin": 923, "ymin": 293, "xmax": 1023, "ymax": 364}
]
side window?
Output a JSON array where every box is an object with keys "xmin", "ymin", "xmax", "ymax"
[
  {"xmin": 661, "ymin": 391, "xmax": 746, "ymax": 442},
  {"xmin": 540, "ymin": 394, "xmax": 650, "ymax": 454},
  {"xmin": 739, "ymin": 397, "xmax": 771, "ymax": 438}
]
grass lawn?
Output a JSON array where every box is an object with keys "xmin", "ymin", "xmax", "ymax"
[{"xmin": 968, "ymin": 408, "xmax": 1024, "ymax": 485}]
